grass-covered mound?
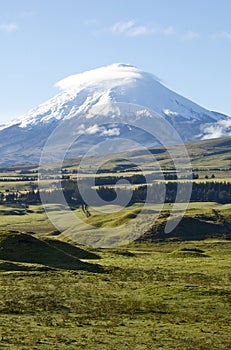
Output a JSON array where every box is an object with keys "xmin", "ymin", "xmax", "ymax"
[
  {"xmin": 0, "ymin": 231, "xmax": 102, "ymax": 272},
  {"xmin": 137, "ymin": 208, "xmax": 231, "ymax": 242},
  {"xmin": 0, "ymin": 260, "xmax": 54, "ymax": 271},
  {"xmin": 41, "ymin": 237, "xmax": 100, "ymax": 260},
  {"xmin": 170, "ymin": 247, "xmax": 209, "ymax": 258},
  {"xmin": 85, "ymin": 206, "xmax": 141, "ymax": 228}
]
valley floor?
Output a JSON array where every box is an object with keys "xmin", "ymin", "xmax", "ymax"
[{"xmin": 1, "ymin": 240, "xmax": 231, "ymax": 349}]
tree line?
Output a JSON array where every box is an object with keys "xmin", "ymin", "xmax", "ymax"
[{"xmin": 1, "ymin": 180, "xmax": 231, "ymax": 206}]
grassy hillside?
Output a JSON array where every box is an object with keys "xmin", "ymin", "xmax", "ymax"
[
  {"xmin": 137, "ymin": 206, "xmax": 231, "ymax": 242},
  {"xmin": 58, "ymin": 203, "xmax": 231, "ymax": 247},
  {"xmin": 41, "ymin": 237, "xmax": 100, "ymax": 260},
  {"xmin": 1, "ymin": 135, "xmax": 231, "ymax": 179},
  {"xmin": 60, "ymin": 135, "xmax": 231, "ymax": 172},
  {"xmin": 0, "ymin": 231, "xmax": 101, "ymax": 272},
  {"xmin": 186, "ymin": 136, "xmax": 231, "ymax": 168},
  {"xmin": 0, "ymin": 260, "xmax": 54, "ymax": 272},
  {"xmin": 0, "ymin": 202, "xmax": 231, "ymax": 247}
]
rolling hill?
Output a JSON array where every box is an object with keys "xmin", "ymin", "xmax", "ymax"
[{"xmin": 0, "ymin": 230, "xmax": 101, "ymax": 271}]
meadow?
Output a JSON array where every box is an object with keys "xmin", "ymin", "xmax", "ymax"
[
  {"xmin": 1, "ymin": 136, "xmax": 231, "ymax": 349},
  {"xmin": 1, "ymin": 240, "xmax": 231, "ymax": 349},
  {"xmin": 0, "ymin": 201, "xmax": 231, "ymax": 349}
]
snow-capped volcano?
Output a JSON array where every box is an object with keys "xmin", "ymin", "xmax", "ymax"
[
  {"xmin": 0, "ymin": 63, "xmax": 230, "ymax": 165},
  {"xmin": 1, "ymin": 63, "xmax": 224, "ymax": 129}
]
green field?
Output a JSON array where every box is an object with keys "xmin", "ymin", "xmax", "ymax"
[
  {"xmin": 0, "ymin": 202, "xmax": 231, "ymax": 348},
  {"xmin": 1, "ymin": 240, "xmax": 231, "ymax": 349},
  {"xmin": 0, "ymin": 201, "xmax": 228, "ymax": 237},
  {"xmin": 1, "ymin": 136, "xmax": 231, "ymax": 348},
  {"xmin": 1, "ymin": 202, "xmax": 231, "ymax": 245},
  {"xmin": 0, "ymin": 204, "xmax": 55, "ymax": 234}
]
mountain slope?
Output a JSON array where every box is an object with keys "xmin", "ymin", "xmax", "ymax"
[{"xmin": 0, "ymin": 63, "xmax": 231, "ymax": 165}]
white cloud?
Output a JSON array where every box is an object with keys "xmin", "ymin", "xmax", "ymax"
[
  {"xmin": 182, "ymin": 31, "xmax": 200, "ymax": 41},
  {"xmin": 84, "ymin": 124, "xmax": 121, "ymax": 137},
  {"xmin": 109, "ymin": 21, "xmax": 176, "ymax": 38},
  {"xmin": 163, "ymin": 109, "xmax": 178, "ymax": 117},
  {"xmin": 107, "ymin": 21, "xmax": 205, "ymax": 43},
  {"xmin": 85, "ymin": 124, "xmax": 100, "ymax": 135},
  {"xmin": 128, "ymin": 25, "xmax": 155, "ymax": 37},
  {"xmin": 100, "ymin": 127, "xmax": 120, "ymax": 136},
  {"xmin": 0, "ymin": 23, "xmax": 18, "ymax": 33},
  {"xmin": 110, "ymin": 21, "xmax": 135, "ymax": 34},
  {"xmin": 202, "ymin": 118, "xmax": 231, "ymax": 139}
]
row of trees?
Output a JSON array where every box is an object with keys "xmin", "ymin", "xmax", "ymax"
[
  {"xmin": 1, "ymin": 180, "xmax": 231, "ymax": 206},
  {"xmin": 0, "ymin": 180, "xmax": 231, "ymax": 206},
  {"xmin": 0, "ymin": 190, "xmax": 40, "ymax": 204},
  {"xmin": 96, "ymin": 181, "xmax": 231, "ymax": 205},
  {"xmin": 94, "ymin": 172, "xmax": 202, "ymax": 186},
  {"xmin": 0, "ymin": 176, "xmax": 37, "ymax": 182}
]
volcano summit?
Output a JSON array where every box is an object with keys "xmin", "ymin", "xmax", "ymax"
[{"xmin": 0, "ymin": 63, "xmax": 230, "ymax": 165}]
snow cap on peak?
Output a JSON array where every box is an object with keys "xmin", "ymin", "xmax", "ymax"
[{"xmin": 54, "ymin": 63, "xmax": 151, "ymax": 91}]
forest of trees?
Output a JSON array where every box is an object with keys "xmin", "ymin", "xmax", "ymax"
[
  {"xmin": 95, "ymin": 181, "xmax": 231, "ymax": 205},
  {"xmin": 1, "ymin": 180, "xmax": 231, "ymax": 206}
]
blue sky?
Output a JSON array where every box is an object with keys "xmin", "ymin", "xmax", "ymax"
[{"xmin": 0, "ymin": 0, "xmax": 231, "ymax": 123}]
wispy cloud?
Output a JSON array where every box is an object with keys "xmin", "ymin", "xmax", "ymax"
[
  {"xmin": 182, "ymin": 31, "xmax": 200, "ymax": 41},
  {"xmin": 109, "ymin": 20, "xmax": 175, "ymax": 37},
  {"xmin": 108, "ymin": 20, "xmax": 204, "ymax": 42},
  {"xmin": 203, "ymin": 118, "xmax": 231, "ymax": 139},
  {"xmin": 110, "ymin": 21, "xmax": 135, "ymax": 34},
  {"xmin": 0, "ymin": 23, "xmax": 18, "ymax": 33},
  {"xmin": 213, "ymin": 31, "xmax": 231, "ymax": 40},
  {"xmin": 162, "ymin": 26, "xmax": 175, "ymax": 36},
  {"xmin": 128, "ymin": 25, "xmax": 155, "ymax": 37}
]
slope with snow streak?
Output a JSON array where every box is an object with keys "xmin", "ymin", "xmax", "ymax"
[
  {"xmin": 0, "ymin": 63, "xmax": 230, "ymax": 165},
  {"xmin": 1, "ymin": 63, "xmax": 223, "ymax": 129}
]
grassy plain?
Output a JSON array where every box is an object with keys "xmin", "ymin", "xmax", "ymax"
[
  {"xmin": 1, "ymin": 136, "xmax": 231, "ymax": 349},
  {"xmin": 0, "ymin": 204, "xmax": 55, "ymax": 234},
  {"xmin": 1, "ymin": 200, "xmax": 231, "ymax": 349},
  {"xmin": 1, "ymin": 240, "xmax": 231, "ymax": 349}
]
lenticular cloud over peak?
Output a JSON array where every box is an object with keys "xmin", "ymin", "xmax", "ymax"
[{"xmin": 54, "ymin": 63, "xmax": 159, "ymax": 91}]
